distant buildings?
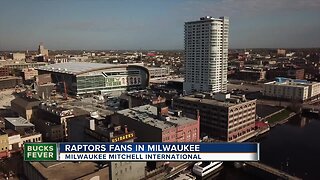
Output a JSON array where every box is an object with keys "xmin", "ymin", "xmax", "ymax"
[
  {"xmin": 147, "ymin": 66, "xmax": 170, "ymax": 78},
  {"xmin": 277, "ymin": 49, "xmax": 286, "ymax": 56},
  {"xmin": 230, "ymin": 69, "xmax": 266, "ymax": 82},
  {"xmin": 0, "ymin": 61, "xmax": 47, "ymax": 70},
  {"xmin": 37, "ymin": 62, "xmax": 150, "ymax": 96},
  {"xmin": 38, "ymin": 43, "xmax": 49, "ymax": 57},
  {"xmin": 119, "ymin": 90, "xmax": 166, "ymax": 109},
  {"xmin": 266, "ymin": 68, "xmax": 304, "ymax": 80},
  {"xmin": 184, "ymin": 16, "xmax": 229, "ymax": 93},
  {"xmin": 114, "ymin": 104, "xmax": 200, "ymax": 142},
  {"xmin": 263, "ymin": 77, "xmax": 320, "ymax": 102},
  {"xmin": 11, "ymin": 53, "xmax": 26, "ymax": 60},
  {"xmin": 53, "ymin": 55, "xmax": 69, "ymax": 63},
  {"xmin": 174, "ymin": 93, "xmax": 256, "ymax": 142}
]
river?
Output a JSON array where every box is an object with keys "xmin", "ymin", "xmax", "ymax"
[{"xmin": 214, "ymin": 114, "xmax": 320, "ymax": 180}]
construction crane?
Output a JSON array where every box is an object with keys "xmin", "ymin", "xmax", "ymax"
[
  {"xmin": 62, "ymin": 81, "xmax": 68, "ymax": 100},
  {"xmin": 56, "ymin": 81, "xmax": 68, "ymax": 100}
]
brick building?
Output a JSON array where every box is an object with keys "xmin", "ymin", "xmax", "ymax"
[
  {"xmin": 114, "ymin": 104, "xmax": 200, "ymax": 142},
  {"xmin": 173, "ymin": 93, "xmax": 256, "ymax": 142}
]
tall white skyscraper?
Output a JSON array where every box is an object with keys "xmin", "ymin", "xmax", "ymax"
[{"xmin": 184, "ymin": 16, "xmax": 229, "ymax": 94}]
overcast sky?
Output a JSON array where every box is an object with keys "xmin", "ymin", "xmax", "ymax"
[{"xmin": 0, "ymin": 0, "xmax": 320, "ymax": 50}]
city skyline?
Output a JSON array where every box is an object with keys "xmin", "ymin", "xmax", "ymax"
[{"xmin": 1, "ymin": 0, "xmax": 320, "ymax": 50}]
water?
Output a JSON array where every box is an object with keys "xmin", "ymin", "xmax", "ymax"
[{"xmin": 214, "ymin": 114, "xmax": 320, "ymax": 180}]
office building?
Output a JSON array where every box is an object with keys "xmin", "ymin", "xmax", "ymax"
[
  {"xmin": 11, "ymin": 53, "xmax": 26, "ymax": 60},
  {"xmin": 114, "ymin": 104, "xmax": 200, "ymax": 142},
  {"xmin": 184, "ymin": 16, "xmax": 229, "ymax": 94},
  {"xmin": 0, "ymin": 67, "xmax": 10, "ymax": 76},
  {"xmin": 119, "ymin": 90, "xmax": 166, "ymax": 109},
  {"xmin": 37, "ymin": 102, "xmax": 88, "ymax": 140},
  {"xmin": 22, "ymin": 68, "xmax": 38, "ymax": 81},
  {"xmin": 5, "ymin": 129, "xmax": 21, "ymax": 152},
  {"xmin": 173, "ymin": 93, "xmax": 256, "ymax": 142},
  {"xmin": 0, "ymin": 131, "xmax": 9, "ymax": 158},
  {"xmin": 0, "ymin": 76, "xmax": 22, "ymax": 90},
  {"xmin": 2, "ymin": 117, "xmax": 42, "ymax": 145},
  {"xmin": 67, "ymin": 116, "xmax": 146, "ymax": 180},
  {"xmin": 266, "ymin": 68, "xmax": 305, "ymax": 80},
  {"xmin": 11, "ymin": 96, "xmax": 41, "ymax": 121},
  {"xmin": 37, "ymin": 62, "xmax": 150, "ymax": 96},
  {"xmin": 147, "ymin": 66, "xmax": 170, "ymax": 78},
  {"xmin": 1, "ymin": 61, "xmax": 47, "ymax": 70},
  {"xmin": 4, "ymin": 117, "xmax": 35, "ymax": 135},
  {"xmin": 263, "ymin": 77, "xmax": 320, "ymax": 102},
  {"xmin": 38, "ymin": 43, "xmax": 49, "ymax": 57},
  {"xmin": 230, "ymin": 69, "xmax": 266, "ymax": 82}
]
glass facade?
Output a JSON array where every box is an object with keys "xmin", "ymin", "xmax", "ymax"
[
  {"xmin": 77, "ymin": 75, "xmax": 105, "ymax": 89},
  {"xmin": 76, "ymin": 70, "xmax": 146, "ymax": 95}
]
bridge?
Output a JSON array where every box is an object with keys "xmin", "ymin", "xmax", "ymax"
[{"xmin": 245, "ymin": 162, "xmax": 302, "ymax": 180}]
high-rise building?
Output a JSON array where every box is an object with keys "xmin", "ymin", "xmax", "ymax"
[
  {"xmin": 38, "ymin": 42, "xmax": 49, "ymax": 57},
  {"xmin": 184, "ymin": 16, "xmax": 229, "ymax": 94}
]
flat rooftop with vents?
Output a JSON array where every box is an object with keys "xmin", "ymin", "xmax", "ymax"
[
  {"xmin": 4, "ymin": 117, "xmax": 34, "ymax": 128},
  {"xmin": 117, "ymin": 105, "xmax": 197, "ymax": 130}
]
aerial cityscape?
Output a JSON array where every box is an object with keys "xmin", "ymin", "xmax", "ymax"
[{"xmin": 0, "ymin": 0, "xmax": 320, "ymax": 180}]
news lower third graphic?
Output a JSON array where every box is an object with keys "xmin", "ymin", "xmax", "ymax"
[
  {"xmin": 24, "ymin": 143, "xmax": 57, "ymax": 161},
  {"xmin": 24, "ymin": 143, "xmax": 259, "ymax": 161}
]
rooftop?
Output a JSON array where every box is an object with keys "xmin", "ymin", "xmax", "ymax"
[
  {"xmin": 117, "ymin": 105, "xmax": 197, "ymax": 130},
  {"xmin": 0, "ymin": 76, "xmax": 22, "ymax": 80},
  {"xmin": 265, "ymin": 77, "xmax": 319, "ymax": 87},
  {"xmin": 185, "ymin": 16, "xmax": 228, "ymax": 24},
  {"xmin": 168, "ymin": 78, "xmax": 184, "ymax": 83},
  {"xmin": 11, "ymin": 96, "xmax": 41, "ymax": 109},
  {"xmin": 36, "ymin": 62, "xmax": 144, "ymax": 75},
  {"xmin": 91, "ymin": 121, "xmax": 135, "ymax": 141},
  {"xmin": 147, "ymin": 67, "xmax": 168, "ymax": 70},
  {"xmin": 5, "ymin": 117, "xmax": 34, "ymax": 127},
  {"xmin": 39, "ymin": 103, "xmax": 74, "ymax": 117},
  {"xmin": 176, "ymin": 94, "xmax": 254, "ymax": 108},
  {"xmin": 29, "ymin": 161, "xmax": 108, "ymax": 180}
]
